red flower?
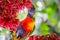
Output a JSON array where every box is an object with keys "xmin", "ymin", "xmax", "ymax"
[
  {"xmin": 0, "ymin": 0, "xmax": 33, "ymax": 31},
  {"xmin": 28, "ymin": 33, "xmax": 60, "ymax": 40}
]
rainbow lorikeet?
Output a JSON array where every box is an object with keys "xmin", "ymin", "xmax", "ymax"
[{"xmin": 16, "ymin": 16, "xmax": 35, "ymax": 38}]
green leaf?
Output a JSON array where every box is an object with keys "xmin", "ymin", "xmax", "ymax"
[
  {"xmin": 40, "ymin": 23, "xmax": 50, "ymax": 35},
  {"xmin": 17, "ymin": 8, "xmax": 28, "ymax": 21}
]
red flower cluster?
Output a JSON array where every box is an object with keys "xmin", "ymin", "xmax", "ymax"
[
  {"xmin": 0, "ymin": 0, "xmax": 33, "ymax": 31},
  {"xmin": 28, "ymin": 33, "xmax": 60, "ymax": 40}
]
